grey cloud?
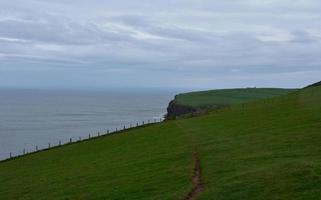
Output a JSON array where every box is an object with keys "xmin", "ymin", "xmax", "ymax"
[
  {"xmin": 0, "ymin": 18, "xmax": 136, "ymax": 45},
  {"xmin": 0, "ymin": 0, "xmax": 321, "ymax": 89},
  {"xmin": 290, "ymin": 30, "xmax": 320, "ymax": 43}
]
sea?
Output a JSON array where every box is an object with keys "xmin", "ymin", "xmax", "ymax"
[{"xmin": 0, "ymin": 88, "xmax": 177, "ymax": 160}]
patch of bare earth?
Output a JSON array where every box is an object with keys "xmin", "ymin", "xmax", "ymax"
[{"xmin": 182, "ymin": 149, "xmax": 203, "ymax": 200}]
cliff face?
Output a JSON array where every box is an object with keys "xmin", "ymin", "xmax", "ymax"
[{"xmin": 166, "ymin": 100, "xmax": 197, "ymax": 119}]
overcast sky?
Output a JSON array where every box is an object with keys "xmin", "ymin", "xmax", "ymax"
[{"xmin": 0, "ymin": 0, "xmax": 320, "ymax": 89}]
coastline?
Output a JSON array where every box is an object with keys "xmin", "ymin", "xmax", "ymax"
[{"xmin": 0, "ymin": 118, "xmax": 163, "ymax": 163}]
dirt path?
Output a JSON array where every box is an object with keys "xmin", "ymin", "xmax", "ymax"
[
  {"xmin": 182, "ymin": 148, "xmax": 203, "ymax": 200},
  {"xmin": 175, "ymin": 121, "xmax": 204, "ymax": 200}
]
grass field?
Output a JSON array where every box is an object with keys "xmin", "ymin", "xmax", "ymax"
[
  {"xmin": 174, "ymin": 88, "xmax": 297, "ymax": 107},
  {"xmin": 0, "ymin": 124, "xmax": 193, "ymax": 200},
  {"xmin": 1, "ymin": 86, "xmax": 320, "ymax": 200}
]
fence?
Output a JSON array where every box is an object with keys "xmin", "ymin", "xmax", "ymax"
[{"xmin": 1, "ymin": 118, "xmax": 164, "ymax": 162}]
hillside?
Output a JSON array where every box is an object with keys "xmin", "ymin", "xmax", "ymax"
[
  {"xmin": 167, "ymin": 88, "xmax": 297, "ymax": 118},
  {"xmin": 0, "ymin": 86, "xmax": 321, "ymax": 199},
  {"xmin": 306, "ymin": 81, "xmax": 321, "ymax": 88}
]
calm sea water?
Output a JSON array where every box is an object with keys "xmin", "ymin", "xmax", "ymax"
[{"xmin": 0, "ymin": 89, "xmax": 175, "ymax": 160}]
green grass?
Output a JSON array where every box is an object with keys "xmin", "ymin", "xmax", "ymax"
[
  {"xmin": 0, "ymin": 86, "xmax": 320, "ymax": 200},
  {"xmin": 179, "ymin": 86, "xmax": 321, "ymax": 199},
  {"xmin": 174, "ymin": 88, "xmax": 297, "ymax": 107},
  {"xmin": 0, "ymin": 123, "xmax": 193, "ymax": 200}
]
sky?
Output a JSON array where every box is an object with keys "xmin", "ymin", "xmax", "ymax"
[{"xmin": 0, "ymin": 0, "xmax": 321, "ymax": 89}]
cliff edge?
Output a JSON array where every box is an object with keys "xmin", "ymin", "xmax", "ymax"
[
  {"xmin": 165, "ymin": 88, "xmax": 298, "ymax": 119},
  {"xmin": 166, "ymin": 99, "xmax": 197, "ymax": 119}
]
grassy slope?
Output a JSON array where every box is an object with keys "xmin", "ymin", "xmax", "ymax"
[
  {"xmin": 0, "ymin": 123, "xmax": 193, "ymax": 200},
  {"xmin": 180, "ymin": 86, "xmax": 321, "ymax": 199},
  {"xmin": 1, "ymin": 86, "xmax": 320, "ymax": 199},
  {"xmin": 174, "ymin": 88, "xmax": 297, "ymax": 107}
]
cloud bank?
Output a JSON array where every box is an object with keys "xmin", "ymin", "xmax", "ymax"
[{"xmin": 0, "ymin": 0, "xmax": 320, "ymax": 89}]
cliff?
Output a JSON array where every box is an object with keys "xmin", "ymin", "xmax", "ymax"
[
  {"xmin": 166, "ymin": 100, "xmax": 198, "ymax": 119},
  {"xmin": 166, "ymin": 88, "xmax": 297, "ymax": 119}
]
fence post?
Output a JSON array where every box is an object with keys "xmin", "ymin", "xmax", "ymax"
[
  {"xmin": 36, "ymin": 145, "xmax": 38, "ymax": 151},
  {"xmin": 9, "ymin": 152, "xmax": 12, "ymax": 158}
]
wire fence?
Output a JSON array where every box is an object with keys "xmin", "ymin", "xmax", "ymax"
[{"xmin": 1, "ymin": 118, "xmax": 164, "ymax": 162}]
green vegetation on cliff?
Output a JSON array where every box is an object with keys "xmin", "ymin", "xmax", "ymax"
[
  {"xmin": 1, "ymin": 85, "xmax": 321, "ymax": 200},
  {"xmin": 174, "ymin": 88, "xmax": 297, "ymax": 107},
  {"xmin": 166, "ymin": 88, "xmax": 297, "ymax": 119}
]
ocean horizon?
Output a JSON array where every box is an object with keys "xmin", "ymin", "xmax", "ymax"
[{"xmin": 0, "ymin": 88, "xmax": 177, "ymax": 160}]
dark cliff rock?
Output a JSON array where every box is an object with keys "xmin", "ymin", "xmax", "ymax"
[
  {"xmin": 306, "ymin": 81, "xmax": 321, "ymax": 88},
  {"xmin": 166, "ymin": 100, "xmax": 197, "ymax": 119}
]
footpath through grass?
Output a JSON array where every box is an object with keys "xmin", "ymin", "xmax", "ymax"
[
  {"xmin": 178, "ymin": 86, "xmax": 321, "ymax": 199},
  {"xmin": 0, "ymin": 86, "xmax": 320, "ymax": 200}
]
